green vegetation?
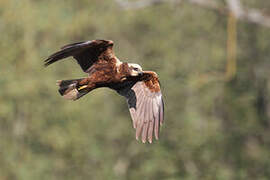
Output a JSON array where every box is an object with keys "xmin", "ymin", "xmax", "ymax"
[{"xmin": 1, "ymin": 0, "xmax": 270, "ymax": 179}]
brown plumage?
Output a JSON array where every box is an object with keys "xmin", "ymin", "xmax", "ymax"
[{"xmin": 45, "ymin": 39, "xmax": 164, "ymax": 143}]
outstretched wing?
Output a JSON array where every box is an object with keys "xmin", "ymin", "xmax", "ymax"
[
  {"xmin": 44, "ymin": 40, "xmax": 117, "ymax": 72},
  {"xmin": 117, "ymin": 71, "xmax": 164, "ymax": 143}
]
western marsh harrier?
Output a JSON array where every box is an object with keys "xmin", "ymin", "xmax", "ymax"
[{"xmin": 45, "ymin": 40, "xmax": 164, "ymax": 143}]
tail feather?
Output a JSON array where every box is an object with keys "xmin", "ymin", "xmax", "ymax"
[{"xmin": 57, "ymin": 78, "xmax": 90, "ymax": 100}]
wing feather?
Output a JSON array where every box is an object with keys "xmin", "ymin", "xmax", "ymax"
[
  {"xmin": 160, "ymin": 98, "xmax": 165, "ymax": 125},
  {"xmin": 148, "ymin": 99, "xmax": 156, "ymax": 143},
  {"xmin": 129, "ymin": 108, "xmax": 137, "ymax": 128},
  {"xmin": 141, "ymin": 98, "xmax": 150, "ymax": 143},
  {"xmin": 152, "ymin": 97, "xmax": 160, "ymax": 140},
  {"xmin": 136, "ymin": 97, "xmax": 146, "ymax": 140},
  {"xmin": 44, "ymin": 40, "xmax": 116, "ymax": 72},
  {"xmin": 155, "ymin": 104, "xmax": 160, "ymax": 140},
  {"xmin": 117, "ymin": 72, "xmax": 164, "ymax": 143},
  {"xmin": 147, "ymin": 97, "xmax": 154, "ymax": 143}
]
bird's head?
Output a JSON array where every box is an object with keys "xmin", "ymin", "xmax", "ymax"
[{"xmin": 128, "ymin": 63, "xmax": 143, "ymax": 77}]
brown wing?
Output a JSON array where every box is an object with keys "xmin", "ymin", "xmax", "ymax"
[
  {"xmin": 44, "ymin": 40, "xmax": 117, "ymax": 72},
  {"xmin": 117, "ymin": 71, "xmax": 164, "ymax": 143}
]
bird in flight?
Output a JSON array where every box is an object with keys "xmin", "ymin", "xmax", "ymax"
[{"xmin": 44, "ymin": 40, "xmax": 164, "ymax": 143}]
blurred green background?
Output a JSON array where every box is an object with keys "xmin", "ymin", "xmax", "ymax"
[{"xmin": 1, "ymin": 0, "xmax": 270, "ymax": 179}]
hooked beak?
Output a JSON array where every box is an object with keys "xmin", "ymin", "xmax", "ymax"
[
  {"xmin": 138, "ymin": 70, "xmax": 144, "ymax": 76},
  {"xmin": 130, "ymin": 70, "xmax": 143, "ymax": 77}
]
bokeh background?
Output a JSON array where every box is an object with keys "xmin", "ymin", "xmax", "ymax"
[{"xmin": 1, "ymin": 0, "xmax": 270, "ymax": 179}]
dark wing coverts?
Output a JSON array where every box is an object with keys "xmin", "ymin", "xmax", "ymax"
[
  {"xmin": 44, "ymin": 40, "xmax": 115, "ymax": 72},
  {"xmin": 119, "ymin": 72, "xmax": 164, "ymax": 143}
]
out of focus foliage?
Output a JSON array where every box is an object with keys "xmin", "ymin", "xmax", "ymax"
[{"xmin": 1, "ymin": 0, "xmax": 270, "ymax": 179}]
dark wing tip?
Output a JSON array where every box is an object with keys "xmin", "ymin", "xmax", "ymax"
[
  {"xmin": 43, "ymin": 51, "xmax": 63, "ymax": 67},
  {"xmin": 44, "ymin": 39, "xmax": 115, "ymax": 68},
  {"xmin": 44, "ymin": 62, "xmax": 50, "ymax": 67},
  {"xmin": 44, "ymin": 57, "xmax": 54, "ymax": 67},
  {"xmin": 43, "ymin": 41, "xmax": 92, "ymax": 67}
]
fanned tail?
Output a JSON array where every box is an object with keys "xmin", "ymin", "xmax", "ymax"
[{"xmin": 56, "ymin": 78, "xmax": 90, "ymax": 100}]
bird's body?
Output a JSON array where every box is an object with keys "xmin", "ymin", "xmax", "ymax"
[{"xmin": 45, "ymin": 40, "xmax": 164, "ymax": 143}]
